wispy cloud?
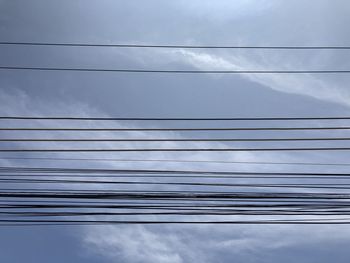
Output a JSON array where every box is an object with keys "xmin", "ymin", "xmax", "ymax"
[{"xmin": 163, "ymin": 49, "xmax": 350, "ymax": 107}]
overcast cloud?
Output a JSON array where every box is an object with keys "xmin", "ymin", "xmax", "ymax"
[{"xmin": 1, "ymin": 1, "xmax": 350, "ymax": 262}]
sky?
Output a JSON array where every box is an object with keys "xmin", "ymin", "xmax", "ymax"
[{"xmin": 1, "ymin": 0, "xmax": 350, "ymax": 262}]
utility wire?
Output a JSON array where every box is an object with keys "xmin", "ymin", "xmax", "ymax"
[
  {"xmin": 3, "ymin": 126, "xmax": 350, "ymax": 131},
  {"xmin": 1, "ymin": 111, "xmax": 350, "ymax": 225},
  {"xmin": 0, "ymin": 190, "xmax": 348, "ymax": 199},
  {"xmin": 2, "ymin": 147, "xmax": 350, "ymax": 152},
  {"xmin": 1, "ymin": 156, "xmax": 350, "ymax": 167},
  {"xmin": 1, "ymin": 173, "xmax": 346, "ymax": 179},
  {"xmin": 1, "ymin": 137, "xmax": 350, "ymax": 142},
  {"xmin": 4, "ymin": 178, "xmax": 350, "ymax": 190},
  {"xmin": 3, "ymin": 166, "xmax": 350, "ymax": 177},
  {"xmin": 1, "ymin": 42, "xmax": 350, "ymax": 49},
  {"xmin": 3, "ymin": 219, "xmax": 350, "ymax": 226},
  {"xmin": 1, "ymin": 66, "xmax": 350, "ymax": 74},
  {"xmin": 2, "ymin": 116, "xmax": 350, "ymax": 120}
]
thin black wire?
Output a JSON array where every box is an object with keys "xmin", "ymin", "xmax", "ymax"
[
  {"xmin": 2, "ymin": 193, "xmax": 348, "ymax": 204},
  {"xmin": 4, "ymin": 178, "xmax": 350, "ymax": 190},
  {"xmin": 4, "ymin": 210, "xmax": 350, "ymax": 218},
  {"xmin": 2, "ymin": 173, "xmax": 348, "ymax": 179},
  {"xmin": 2, "ymin": 116, "xmax": 350, "ymax": 120},
  {"xmin": 4, "ymin": 166, "xmax": 350, "ymax": 177},
  {"xmin": 2, "ymin": 147, "xmax": 350, "ymax": 152},
  {"xmin": 4, "ymin": 204, "xmax": 350, "ymax": 210},
  {"xmin": 0, "ymin": 223, "xmax": 347, "ymax": 226},
  {"xmin": 2, "ymin": 42, "xmax": 350, "ymax": 49},
  {"xmin": 2, "ymin": 197, "xmax": 349, "ymax": 219},
  {"xmin": 2, "ymin": 198, "xmax": 350, "ymax": 208},
  {"xmin": 2, "ymin": 137, "xmax": 350, "ymax": 142},
  {"xmin": 23, "ymin": 203, "xmax": 350, "ymax": 209},
  {"xmin": 1, "ymin": 156, "xmax": 350, "ymax": 167},
  {"xmin": 1, "ymin": 66, "xmax": 350, "ymax": 74},
  {"xmin": 3, "ymin": 189, "xmax": 345, "ymax": 200},
  {"xmin": 3, "ymin": 126, "xmax": 350, "ymax": 131},
  {"xmin": 1, "ymin": 190, "xmax": 348, "ymax": 198},
  {"xmin": 3, "ymin": 206, "xmax": 350, "ymax": 213},
  {"xmin": 0, "ymin": 198, "xmax": 307, "ymax": 211},
  {"xmin": 1, "ymin": 105, "xmax": 349, "ymax": 227},
  {"xmin": 1, "ymin": 219, "xmax": 350, "ymax": 226}
]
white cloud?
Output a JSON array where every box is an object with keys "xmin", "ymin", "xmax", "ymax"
[
  {"xmin": 1, "ymin": 88, "xmax": 350, "ymax": 263},
  {"xmin": 165, "ymin": 49, "xmax": 350, "ymax": 107},
  {"xmin": 84, "ymin": 226, "xmax": 187, "ymax": 263},
  {"xmin": 82, "ymin": 223, "xmax": 350, "ymax": 263}
]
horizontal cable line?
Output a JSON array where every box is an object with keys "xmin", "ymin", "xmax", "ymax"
[
  {"xmin": 0, "ymin": 200, "xmax": 249, "ymax": 206},
  {"xmin": 0, "ymin": 201, "xmax": 349, "ymax": 210},
  {"xmin": 2, "ymin": 126, "xmax": 350, "ymax": 131},
  {"xmin": 3, "ymin": 222, "xmax": 350, "ymax": 226},
  {"xmin": 1, "ymin": 42, "xmax": 350, "ymax": 49},
  {"xmin": 1, "ymin": 196, "xmax": 347, "ymax": 206},
  {"xmin": 2, "ymin": 189, "xmax": 348, "ymax": 202},
  {"xmin": 0, "ymin": 194, "xmax": 274, "ymax": 202},
  {"xmin": 3, "ymin": 202, "xmax": 348, "ymax": 209},
  {"xmin": 2, "ymin": 147, "xmax": 350, "ymax": 152},
  {"xmin": 4, "ymin": 208, "xmax": 350, "ymax": 215},
  {"xmin": 0, "ymin": 202, "xmax": 329, "ymax": 208},
  {"xmin": 4, "ymin": 178, "xmax": 350, "ymax": 190},
  {"xmin": 0, "ymin": 188, "xmax": 346, "ymax": 197},
  {"xmin": 2, "ymin": 116, "xmax": 350, "ymax": 121},
  {"xmin": 6, "ymin": 212, "xmax": 350, "ymax": 217},
  {"xmin": 7, "ymin": 212, "xmax": 350, "ymax": 217},
  {"xmin": 1, "ymin": 192, "xmax": 350, "ymax": 203},
  {"xmin": 2, "ymin": 204, "xmax": 350, "ymax": 211},
  {"xmin": 4, "ymin": 205, "xmax": 350, "ymax": 211},
  {"xmin": 0, "ymin": 196, "xmax": 345, "ymax": 205},
  {"xmin": 2, "ymin": 173, "xmax": 347, "ymax": 179},
  {"xmin": 3, "ymin": 209, "xmax": 350, "ymax": 215},
  {"xmin": 6, "ymin": 207, "xmax": 350, "ymax": 213},
  {"xmin": 1, "ymin": 66, "xmax": 350, "ymax": 74},
  {"xmin": 4, "ymin": 211, "xmax": 342, "ymax": 216},
  {"xmin": 6, "ymin": 213, "xmax": 350, "ymax": 217},
  {"xmin": 8, "ymin": 200, "xmax": 330, "ymax": 206},
  {"xmin": 0, "ymin": 117, "xmax": 350, "ymax": 122},
  {"xmin": 4, "ymin": 166, "xmax": 350, "ymax": 177},
  {"xmin": 1, "ymin": 188, "xmax": 297, "ymax": 194},
  {"xmin": 1, "ymin": 156, "xmax": 350, "ymax": 167},
  {"xmin": 0, "ymin": 189, "xmax": 311, "ymax": 196},
  {"xmin": 1, "ymin": 190, "xmax": 348, "ymax": 198},
  {"xmin": 2, "ymin": 219, "xmax": 350, "ymax": 226},
  {"xmin": 1, "ymin": 192, "xmax": 349, "ymax": 201},
  {"xmin": 2, "ymin": 202, "xmax": 308, "ymax": 209},
  {"xmin": 3, "ymin": 198, "xmax": 348, "ymax": 204},
  {"xmin": 3, "ymin": 200, "xmax": 350, "ymax": 219},
  {"xmin": 2, "ymin": 137, "xmax": 350, "ymax": 142},
  {"xmin": 1, "ymin": 195, "xmax": 338, "ymax": 204}
]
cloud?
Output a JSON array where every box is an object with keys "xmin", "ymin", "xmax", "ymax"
[
  {"xmin": 82, "ymin": 223, "xmax": 350, "ymax": 263},
  {"xmin": 84, "ymin": 226, "xmax": 186, "ymax": 263},
  {"xmin": 2, "ymin": 2, "xmax": 350, "ymax": 262},
  {"xmin": 159, "ymin": 48, "xmax": 350, "ymax": 107},
  {"xmin": 2, "ymin": 88, "xmax": 350, "ymax": 263}
]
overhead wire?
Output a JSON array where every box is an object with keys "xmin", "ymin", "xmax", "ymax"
[
  {"xmin": 3, "ymin": 126, "xmax": 350, "ymax": 131},
  {"xmin": 2, "ymin": 116, "xmax": 350, "ymax": 224},
  {"xmin": 2, "ymin": 137, "xmax": 350, "ymax": 142},
  {"xmin": 2, "ymin": 115, "xmax": 350, "ymax": 120},
  {"xmin": 2, "ymin": 147, "xmax": 350, "ymax": 152},
  {"xmin": 1, "ymin": 156, "xmax": 350, "ymax": 167},
  {"xmin": 1, "ymin": 66, "xmax": 350, "ymax": 74},
  {"xmin": 2, "ymin": 42, "xmax": 350, "ymax": 49}
]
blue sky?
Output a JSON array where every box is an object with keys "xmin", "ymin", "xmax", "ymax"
[{"xmin": 1, "ymin": 1, "xmax": 350, "ymax": 262}]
